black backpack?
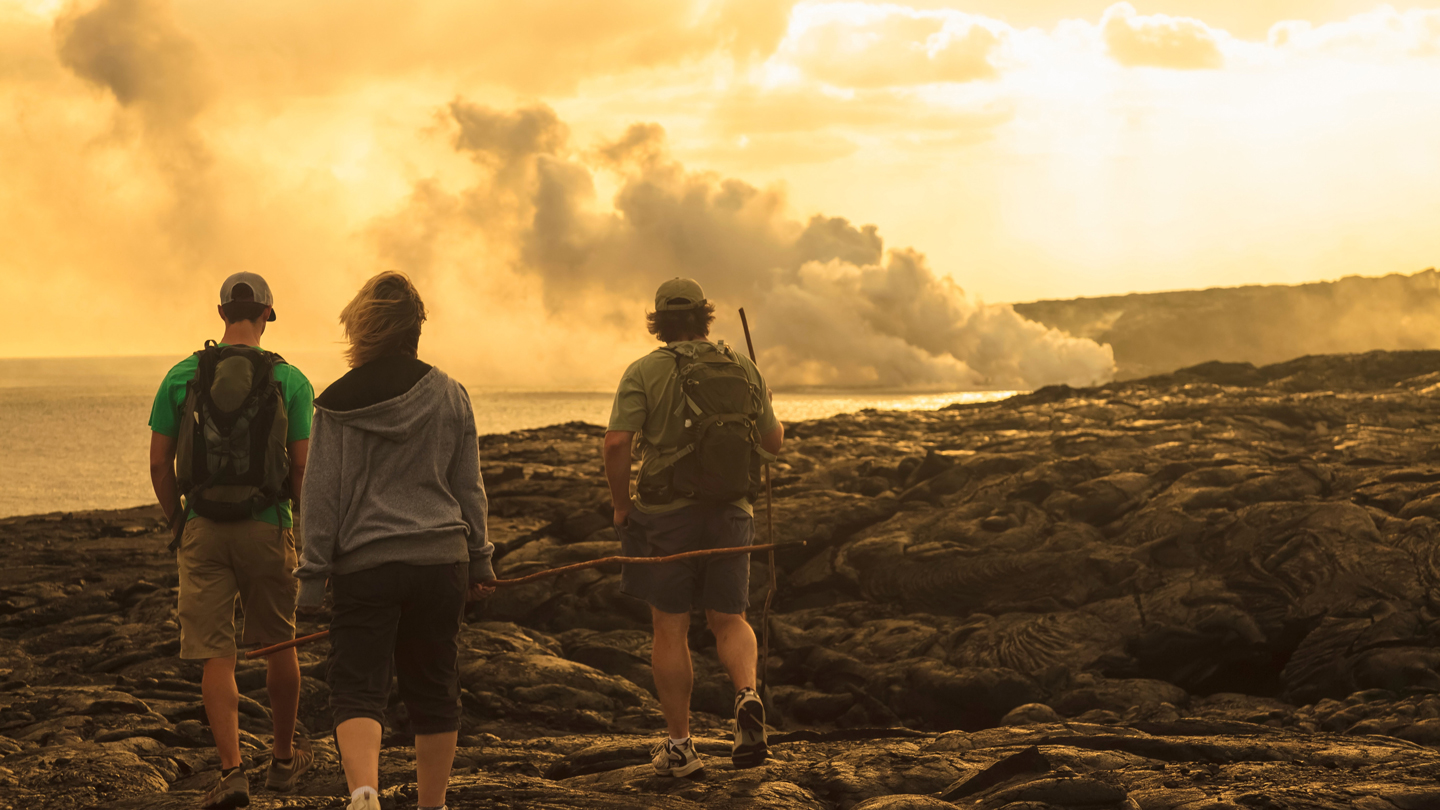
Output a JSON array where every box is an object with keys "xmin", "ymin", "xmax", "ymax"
[
  {"xmin": 637, "ymin": 343, "xmax": 775, "ymax": 504},
  {"xmin": 170, "ymin": 342, "xmax": 291, "ymax": 548}
]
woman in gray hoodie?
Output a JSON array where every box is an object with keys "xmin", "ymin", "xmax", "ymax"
[{"xmin": 296, "ymin": 272, "xmax": 493, "ymax": 810}]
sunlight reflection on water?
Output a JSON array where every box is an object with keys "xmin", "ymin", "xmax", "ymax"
[{"xmin": 0, "ymin": 356, "xmax": 1024, "ymax": 517}]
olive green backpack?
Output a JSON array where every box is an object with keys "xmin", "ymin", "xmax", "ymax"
[
  {"xmin": 170, "ymin": 342, "xmax": 290, "ymax": 548},
  {"xmin": 637, "ymin": 343, "xmax": 775, "ymax": 504}
]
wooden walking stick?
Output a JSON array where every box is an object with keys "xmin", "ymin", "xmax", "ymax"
[
  {"xmin": 250, "ymin": 320, "xmax": 791, "ymax": 664},
  {"xmin": 738, "ymin": 307, "xmax": 780, "ymax": 696},
  {"xmin": 244, "ymin": 542, "xmax": 786, "ymax": 659}
]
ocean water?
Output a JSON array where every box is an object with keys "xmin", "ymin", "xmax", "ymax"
[{"xmin": 0, "ymin": 355, "xmax": 1020, "ymax": 518}]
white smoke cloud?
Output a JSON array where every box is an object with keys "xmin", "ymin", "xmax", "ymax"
[
  {"xmin": 54, "ymin": 0, "xmax": 219, "ymax": 263},
  {"xmin": 374, "ymin": 102, "xmax": 1115, "ymax": 390}
]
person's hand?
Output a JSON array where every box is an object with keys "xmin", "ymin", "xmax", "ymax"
[
  {"xmin": 613, "ymin": 500, "xmax": 632, "ymax": 528},
  {"xmin": 295, "ymin": 603, "xmax": 329, "ymax": 621},
  {"xmin": 468, "ymin": 581, "xmax": 497, "ymax": 601}
]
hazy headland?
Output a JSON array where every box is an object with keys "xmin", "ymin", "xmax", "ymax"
[{"xmin": 1016, "ymin": 269, "xmax": 1440, "ymax": 381}]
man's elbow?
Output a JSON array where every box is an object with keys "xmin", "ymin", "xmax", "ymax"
[
  {"xmin": 761, "ymin": 424, "xmax": 784, "ymax": 455},
  {"xmin": 603, "ymin": 431, "xmax": 633, "ymax": 455}
]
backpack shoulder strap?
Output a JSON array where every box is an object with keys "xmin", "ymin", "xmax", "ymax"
[
  {"xmin": 657, "ymin": 344, "xmax": 696, "ymax": 378},
  {"xmin": 191, "ymin": 339, "xmax": 219, "ymax": 368},
  {"xmin": 193, "ymin": 341, "xmax": 223, "ymax": 391}
]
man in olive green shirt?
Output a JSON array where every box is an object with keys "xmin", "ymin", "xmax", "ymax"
[
  {"xmin": 603, "ymin": 278, "xmax": 784, "ymax": 777},
  {"xmin": 148, "ymin": 272, "xmax": 315, "ymax": 808}
]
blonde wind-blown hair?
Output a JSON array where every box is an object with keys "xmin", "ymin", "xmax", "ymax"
[{"xmin": 339, "ymin": 272, "xmax": 427, "ymax": 368}]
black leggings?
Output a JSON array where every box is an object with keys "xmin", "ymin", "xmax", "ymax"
[{"xmin": 327, "ymin": 561, "xmax": 466, "ymax": 735}]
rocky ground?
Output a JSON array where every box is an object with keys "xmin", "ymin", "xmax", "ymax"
[{"xmin": 10, "ymin": 350, "xmax": 1440, "ymax": 808}]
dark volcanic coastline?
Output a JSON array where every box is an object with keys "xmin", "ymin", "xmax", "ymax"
[
  {"xmin": 1015, "ymin": 268, "xmax": 1440, "ymax": 380},
  {"xmin": 10, "ymin": 350, "xmax": 1440, "ymax": 808}
]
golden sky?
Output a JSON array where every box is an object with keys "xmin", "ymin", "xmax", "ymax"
[{"xmin": 2, "ymin": 0, "xmax": 1439, "ymax": 388}]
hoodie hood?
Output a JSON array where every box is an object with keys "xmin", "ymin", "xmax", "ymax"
[{"xmin": 317, "ymin": 366, "xmax": 451, "ymax": 442}]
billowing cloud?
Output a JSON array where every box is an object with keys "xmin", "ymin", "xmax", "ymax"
[
  {"xmin": 376, "ymin": 102, "xmax": 1115, "ymax": 389},
  {"xmin": 55, "ymin": 0, "xmax": 218, "ymax": 258},
  {"xmin": 4, "ymin": 0, "xmax": 1440, "ymax": 378},
  {"xmin": 779, "ymin": 3, "xmax": 1003, "ymax": 87},
  {"xmin": 173, "ymin": 0, "xmax": 798, "ymax": 96},
  {"xmin": 56, "ymin": 0, "xmax": 210, "ymax": 130},
  {"xmin": 1101, "ymin": 3, "xmax": 1224, "ymax": 70},
  {"xmin": 1269, "ymin": 7, "xmax": 1440, "ymax": 59}
]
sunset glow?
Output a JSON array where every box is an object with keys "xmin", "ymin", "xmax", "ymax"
[{"xmin": 2, "ymin": 1, "xmax": 1439, "ymax": 388}]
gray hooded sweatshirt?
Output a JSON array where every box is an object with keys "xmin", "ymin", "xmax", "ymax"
[{"xmin": 295, "ymin": 365, "xmax": 493, "ymax": 607}]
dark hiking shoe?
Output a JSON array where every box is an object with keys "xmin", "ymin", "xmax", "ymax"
[
  {"xmin": 265, "ymin": 734, "xmax": 314, "ymax": 792},
  {"xmin": 732, "ymin": 687, "xmax": 768, "ymax": 768},
  {"xmin": 201, "ymin": 766, "xmax": 249, "ymax": 809},
  {"xmin": 651, "ymin": 737, "xmax": 705, "ymax": 777}
]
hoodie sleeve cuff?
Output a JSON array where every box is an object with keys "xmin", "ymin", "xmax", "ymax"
[
  {"xmin": 297, "ymin": 577, "xmax": 328, "ymax": 608},
  {"xmin": 469, "ymin": 557, "xmax": 496, "ymax": 584}
]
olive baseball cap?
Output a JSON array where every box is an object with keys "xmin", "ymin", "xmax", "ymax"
[
  {"xmin": 655, "ymin": 278, "xmax": 706, "ymax": 311},
  {"xmin": 220, "ymin": 272, "xmax": 277, "ymax": 321}
]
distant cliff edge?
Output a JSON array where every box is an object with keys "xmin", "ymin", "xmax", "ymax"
[{"xmin": 1014, "ymin": 268, "xmax": 1440, "ymax": 380}]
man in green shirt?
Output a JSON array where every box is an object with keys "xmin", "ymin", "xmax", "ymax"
[
  {"xmin": 604, "ymin": 278, "xmax": 784, "ymax": 777},
  {"xmin": 148, "ymin": 272, "xmax": 315, "ymax": 808}
]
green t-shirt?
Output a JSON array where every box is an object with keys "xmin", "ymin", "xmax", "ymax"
[
  {"xmin": 149, "ymin": 344, "xmax": 315, "ymax": 527},
  {"xmin": 608, "ymin": 340, "xmax": 780, "ymax": 515}
]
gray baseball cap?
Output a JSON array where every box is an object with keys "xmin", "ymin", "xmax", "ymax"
[
  {"xmin": 655, "ymin": 278, "xmax": 706, "ymax": 311},
  {"xmin": 220, "ymin": 272, "xmax": 277, "ymax": 321}
]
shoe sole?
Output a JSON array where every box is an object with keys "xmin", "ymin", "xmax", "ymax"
[
  {"xmin": 203, "ymin": 793, "xmax": 249, "ymax": 810},
  {"xmin": 732, "ymin": 699, "xmax": 769, "ymax": 768},
  {"xmin": 655, "ymin": 757, "xmax": 706, "ymax": 778}
]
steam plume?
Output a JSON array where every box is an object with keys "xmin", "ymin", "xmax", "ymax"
[
  {"xmin": 55, "ymin": 0, "xmax": 217, "ymax": 260},
  {"xmin": 373, "ymin": 102, "xmax": 1115, "ymax": 390}
]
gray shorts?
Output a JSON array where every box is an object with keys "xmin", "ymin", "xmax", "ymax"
[{"xmin": 619, "ymin": 503, "xmax": 753, "ymax": 615}]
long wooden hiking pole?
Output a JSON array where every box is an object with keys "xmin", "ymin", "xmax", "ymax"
[
  {"xmin": 244, "ymin": 542, "xmax": 784, "ymax": 660},
  {"xmin": 738, "ymin": 307, "xmax": 779, "ymax": 697}
]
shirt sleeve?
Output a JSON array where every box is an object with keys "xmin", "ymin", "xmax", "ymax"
[
  {"xmin": 282, "ymin": 367, "xmax": 315, "ymax": 443},
  {"xmin": 742, "ymin": 355, "xmax": 781, "ymax": 434},
  {"xmin": 147, "ymin": 361, "xmax": 187, "ymax": 438},
  {"xmin": 607, "ymin": 359, "xmax": 649, "ymax": 432},
  {"xmin": 449, "ymin": 393, "xmax": 494, "ymax": 583},
  {"xmin": 294, "ymin": 410, "xmax": 341, "ymax": 606}
]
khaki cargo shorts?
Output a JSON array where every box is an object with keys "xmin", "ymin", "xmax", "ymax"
[{"xmin": 176, "ymin": 517, "xmax": 299, "ymax": 660}]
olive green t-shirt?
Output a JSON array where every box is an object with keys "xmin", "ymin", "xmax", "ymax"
[
  {"xmin": 149, "ymin": 344, "xmax": 315, "ymax": 527},
  {"xmin": 607, "ymin": 340, "xmax": 780, "ymax": 515}
]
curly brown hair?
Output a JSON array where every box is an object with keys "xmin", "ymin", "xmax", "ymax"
[
  {"xmin": 647, "ymin": 302, "xmax": 716, "ymax": 343},
  {"xmin": 339, "ymin": 271, "xmax": 427, "ymax": 368}
]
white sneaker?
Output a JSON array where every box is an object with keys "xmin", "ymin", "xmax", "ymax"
[
  {"xmin": 349, "ymin": 790, "xmax": 381, "ymax": 810},
  {"xmin": 651, "ymin": 737, "xmax": 705, "ymax": 777}
]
